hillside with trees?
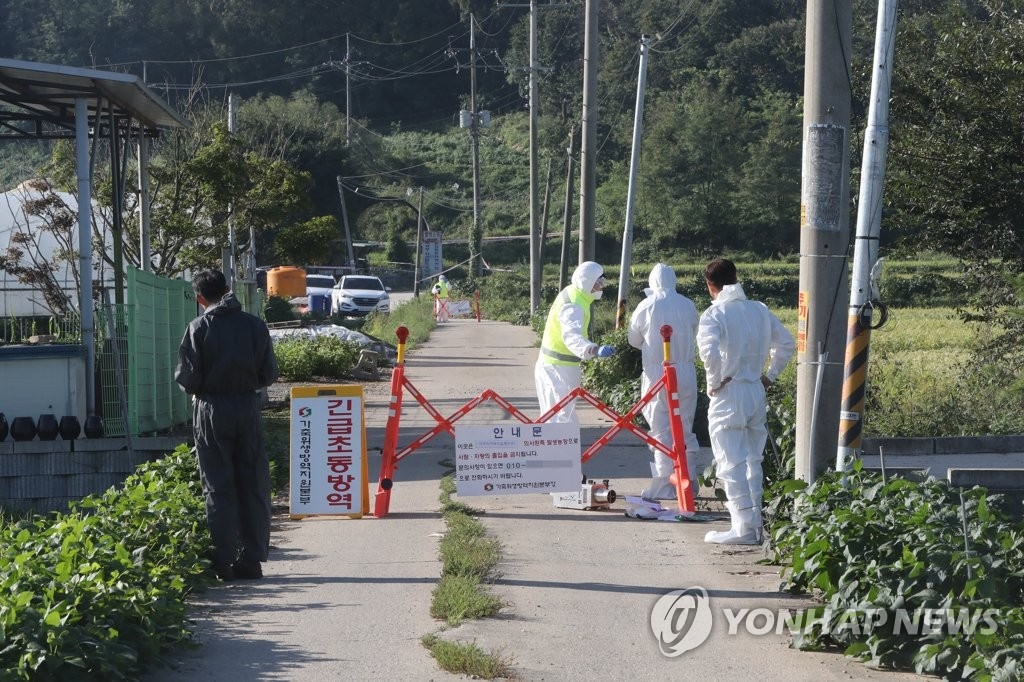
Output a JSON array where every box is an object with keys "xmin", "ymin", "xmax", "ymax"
[{"xmin": 1, "ymin": 0, "xmax": 1022, "ymax": 326}]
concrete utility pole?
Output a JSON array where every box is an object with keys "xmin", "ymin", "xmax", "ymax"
[
  {"xmin": 578, "ymin": 0, "xmax": 599, "ymax": 263},
  {"xmin": 227, "ymin": 93, "xmax": 237, "ymax": 282},
  {"xmin": 796, "ymin": 0, "xmax": 853, "ymax": 483},
  {"xmin": 529, "ymin": 0, "xmax": 541, "ymax": 311},
  {"xmin": 559, "ymin": 126, "xmax": 576, "ymax": 291},
  {"xmin": 470, "ymin": 14, "xmax": 483, "ymax": 277},
  {"xmin": 540, "ymin": 157, "xmax": 554, "ymax": 257},
  {"xmin": 345, "ymin": 33, "xmax": 352, "ymax": 146},
  {"xmin": 414, "ymin": 186, "xmax": 425, "ymax": 297},
  {"xmin": 336, "ymin": 176, "xmax": 356, "ymax": 271},
  {"xmin": 615, "ymin": 35, "xmax": 650, "ymax": 330},
  {"xmin": 837, "ymin": 0, "xmax": 898, "ymax": 471}
]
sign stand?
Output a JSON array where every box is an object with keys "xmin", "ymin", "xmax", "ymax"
[{"xmin": 289, "ymin": 385, "xmax": 370, "ymax": 519}]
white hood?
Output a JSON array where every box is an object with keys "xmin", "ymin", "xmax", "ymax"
[
  {"xmin": 647, "ymin": 263, "xmax": 677, "ymax": 293},
  {"xmin": 571, "ymin": 261, "xmax": 604, "ymax": 295}
]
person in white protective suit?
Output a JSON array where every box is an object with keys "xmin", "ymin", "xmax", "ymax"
[
  {"xmin": 697, "ymin": 258, "xmax": 794, "ymax": 544},
  {"xmin": 535, "ymin": 261, "xmax": 616, "ymax": 424},
  {"xmin": 627, "ymin": 263, "xmax": 700, "ymax": 500}
]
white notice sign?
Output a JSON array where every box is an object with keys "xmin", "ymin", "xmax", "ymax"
[{"xmin": 454, "ymin": 423, "xmax": 582, "ymax": 496}]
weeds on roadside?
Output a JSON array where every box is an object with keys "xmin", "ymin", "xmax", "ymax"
[
  {"xmin": 423, "ymin": 473, "xmax": 512, "ymax": 677},
  {"xmin": 421, "ymin": 634, "xmax": 514, "ymax": 680}
]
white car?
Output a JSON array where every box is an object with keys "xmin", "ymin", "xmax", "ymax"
[
  {"xmin": 331, "ymin": 275, "xmax": 391, "ymax": 317},
  {"xmin": 305, "ymin": 274, "xmax": 336, "ymax": 314}
]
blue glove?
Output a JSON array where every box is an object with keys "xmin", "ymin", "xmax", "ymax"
[{"xmin": 596, "ymin": 345, "xmax": 616, "ymax": 358}]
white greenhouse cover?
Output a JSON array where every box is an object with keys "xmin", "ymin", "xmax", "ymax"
[{"xmin": 0, "ymin": 180, "xmax": 113, "ymax": 318}]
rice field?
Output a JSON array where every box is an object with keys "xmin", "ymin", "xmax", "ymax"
[{"xmin": 773, "ymin": 305, "xmax": 1016, "ymax": 437}]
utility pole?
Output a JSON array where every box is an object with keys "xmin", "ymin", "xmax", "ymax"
[
  {"xmin": 227, "ymin": 92, "xmax": 237, "ymax": 282},
  {"xmin": 578, "ymin": 0, "xmax": 599, "ymax": 264},
  {"xmin": 796, "ymin": 0, "xmax": 853, "ymax": 483},
  {"xmin": 615, "ymin": 35, "xmax": 650, "ymax": 330},
  {"xmin": 529, "ymin": 0, "xmax": 541, "ymax": 311},
  {"xmin": 837, "ymin": 0, "xmax": 898, "ymax": 471},
  {"xmin": 539, "ymin": 157, "xmax": 554, "ymax": 258},
  {"xmin": 345, "ymin": 33, "xmax": 352, "ymax": 146},
  {"xmin": 336, "ymin": 176, "xmax": 356, "ymax": 271},
  {"xmin": 559, "ymin": 126, "xmax": 576, "ymax": 291},
  {"xmin": 414, "ymin": 186, "xmax": 425, "ymax": 297},
  {"xmin": 470, "ymin": 14, "xmax": 483, "ymax": 277}
]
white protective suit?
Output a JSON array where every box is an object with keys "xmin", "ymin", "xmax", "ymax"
[
  {"xmin": 696, "ymin": 282, "xmax": 794, "ymax": 544},
  {"xmin": 535, "ymin": 261, "xmax": 604, "ymax": 424},
  {"xmin": 627, "ymin": 263, "xmax": 700, "ymax": 499}
]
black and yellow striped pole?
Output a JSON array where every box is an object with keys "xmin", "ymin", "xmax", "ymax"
[
  {"xmin": 837, "ymin": 307, "xmax": 872, "ymax": 468},
  {"xmin": 837, "ymin": 0, "xmax": 897, "ymax": 471}
]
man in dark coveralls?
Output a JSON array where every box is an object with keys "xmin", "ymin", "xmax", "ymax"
[{"xmin": 175, "ymin": 269, "xmax": 279, "ymax": 581}]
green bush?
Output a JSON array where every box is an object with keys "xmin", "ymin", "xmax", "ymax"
[
  {"xmin": 263, "ymin": 295, "xmax": 296, "ymax": 323},
  {"xmin": 273, "ymin": 335, "xmax": 362, "ymax": 381},
  {"xmin": 766, "ymin": 463, "xmax": 1024, "ymax": 679},
  {"xmin": 362, "ymin": 296, "xmax": 435, "ymax": 348},
  {"xmin": 581, "ymin": 327, "xmax": 644, "ymax": 419},
  {"xmin": 0, "ymin": 445, "xmax": 211, "ymax": 680}
]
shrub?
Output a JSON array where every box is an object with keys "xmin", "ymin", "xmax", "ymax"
[
  {"xmin": 273, "ymin": 335, "xmax": 361, "ymax": 381},
  {"xmin": 766, "ymin": 463, "xmax": 1024, "ymax": 679},
  {"xmin": 0, "ymin": 445, "xmax": 211, "ymax": 679},
  {"xmin": 264, "ymin": 295, "xmax": 296, "ymax": 323}
]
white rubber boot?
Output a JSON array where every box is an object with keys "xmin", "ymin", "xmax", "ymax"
[
  {"xmin": 640, "ymin": 476, "xmax": 673, "ymax": 500},
  {"xmin": 750, "ymin": 494, "xmax": 764, "ymax": 545},
  {"xmin": 644, "ymin": 453, "xmax": 678, "ymax": 500},
  {"xmin": 704, "ymin": 502, "xmax": 760, "ymax": 545}
]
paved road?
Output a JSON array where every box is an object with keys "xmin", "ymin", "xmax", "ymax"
[{"xmin": 149, "ymin": 318, "xmax": 928, "ymax": 681}]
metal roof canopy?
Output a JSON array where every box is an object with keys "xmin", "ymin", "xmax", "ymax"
[
  {"xmin": 0, "ymin": 58, "xmax": 186, "ymax": 421},
  {"xmin": 0, "ymin": 58, "xmax": 186, "ymax": 139}
]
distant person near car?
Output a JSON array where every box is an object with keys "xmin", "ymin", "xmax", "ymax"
[
  {"xmin": 432, "ymin": 274, "xmax": 451, "ymax": 323},
  {"xmin": 175, "ymin": 269, "xmax": 279, "ymax": 581}
]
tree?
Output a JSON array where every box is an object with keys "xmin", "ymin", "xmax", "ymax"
[
  {"xmin": 0, "ymin": 179, "xmax": 79, "ymax": 315},
  {"xmin": 36, "ymin": 99, "xmax": 319, "ymax": 278},
  {"xmin": 236, "ymin": 91, "xmax": 349, "ymax": 221},
  {"xmin": 275, "ymin": 216, "xmax": 339, "ymax": 266},
  {"xmin": 887, "ymin": 1, "xmax": 1024, "ymax": 360}
]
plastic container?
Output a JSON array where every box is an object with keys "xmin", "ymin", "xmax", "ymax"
[
  {"xmin": 266, "ymin": 266, "xmax": 306, "ymax": 298},
  {"xmin": 308, "ymin": 293, "xmax": 330, "ymax": 313}
]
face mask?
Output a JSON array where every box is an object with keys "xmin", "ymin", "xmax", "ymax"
[{"xmin": 591, "ymin": 288, "xmax": 604, "ymax": 300}]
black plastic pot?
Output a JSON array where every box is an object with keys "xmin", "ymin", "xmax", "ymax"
[
  {"xmin": 37, "ymin": 414, "xmax": 59, "ymax": 441},
  {"xmin": 59, "ymin": 415, "xmax": 81, "ymax": 440},
  {"xmin": 84, "ymin": 415, "xmax": 105, "ymax": 439},
  {"xmin": 10, "ymin": 416, "xmax": 36, "ymax": 441}
]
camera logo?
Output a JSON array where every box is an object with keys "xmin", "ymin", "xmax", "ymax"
[{"xmin": 650, "ymin": 587, "xmax": 713, "ymax": 657}]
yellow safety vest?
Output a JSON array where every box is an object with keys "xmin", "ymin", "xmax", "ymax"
[
  {"xmin": 433, "ymin": 281, "xmax": 450, "ymax": 298},
  {"xmin": 540, "ymin": 286, "xmax": 591, "ymax": 365}
]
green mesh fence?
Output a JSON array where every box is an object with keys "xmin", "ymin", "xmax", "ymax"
[{"xmin": 96, "ymin": 269, "xmax": 264, "ymax": 437}]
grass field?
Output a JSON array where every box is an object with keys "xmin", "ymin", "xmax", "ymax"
[{"xmin": 774, "ymin": 304, "xmax": 1015, "ymax": 438}]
